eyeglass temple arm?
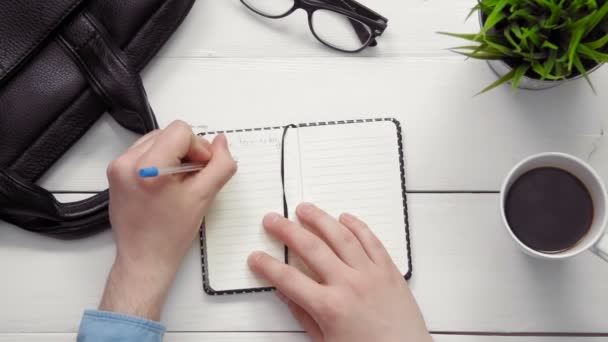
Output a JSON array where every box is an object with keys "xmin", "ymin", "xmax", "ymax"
[
  {"xmin": 336, "ymin": 0, "xmax": 388, "ymax": 24},
  {"xmin": 322, "ymin": 0, "xmax": 388, "ymax": 46}
]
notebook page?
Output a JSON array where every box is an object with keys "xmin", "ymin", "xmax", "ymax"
[
  {"xmin": 203, "ymin": 129, "xmax": 300, "ymax": 292},
  {"xmin": 290, "ymin": 120, "xmax": 409, "ymax": 275}
]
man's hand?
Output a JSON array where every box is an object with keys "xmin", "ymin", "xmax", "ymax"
[
  {"xmin": 100, "ymin": 120, "xmax": 237, "ymax": 321},
  {"xmin": 248, "ymin": 203, "xmax": 432, "ymax": 342}
]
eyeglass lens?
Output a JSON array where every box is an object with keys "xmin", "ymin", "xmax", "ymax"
[
  {"xmin": 241, "ymin": 0, "xmax": 373, "ymax": 52},
  {"xmin": 242, "ymin": 0, "xmax": 295, "ymax": 17},
  {"xmin": 311, "ymin": 9, "xmax": 372, "ymax": 51}
]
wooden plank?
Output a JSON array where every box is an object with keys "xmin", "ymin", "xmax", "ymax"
[
  {"xmin": 0, "ymin": 333, "xmax": 309, "ymax": 342},
  {"xmin": 155, "ymin": 0, "xmax": 479, "ymax": 57},
  {"xmin": 2, "ymin": 194, "xmax": 608, "ymax": 333},
  {"xmin": 0, "ymin": 333, "xmax": 606, "ymax": 342},
  {"xmin": 37, "ymin": 57, "xmax": 608, "ymax": 192}
]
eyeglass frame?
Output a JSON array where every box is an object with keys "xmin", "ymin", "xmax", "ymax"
[{"xmin": 240, "ymin": 0, "xmax": 389, "ymax": 53}]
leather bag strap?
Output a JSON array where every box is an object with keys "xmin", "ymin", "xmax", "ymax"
[
  {"xmin": 0, "ymin": 10, "xmax": 158, "ymax": 237},
  {"xmin": 59, "ymin": 11, "xmax": 159, "ymax": 133}
]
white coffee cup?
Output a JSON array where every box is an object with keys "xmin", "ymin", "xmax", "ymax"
[{"xmin": 500, "ymin": 152, "xmax": 608, "ymax": 261}]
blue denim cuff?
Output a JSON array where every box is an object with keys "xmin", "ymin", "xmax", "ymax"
[{"xmin": 77, "ymin": 309, "xmax": 166, "ymax": 342}]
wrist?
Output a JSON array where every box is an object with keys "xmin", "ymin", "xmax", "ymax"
[{"xmin": 99, "ymin": 257, "xmax": 177, "ymax": 321}]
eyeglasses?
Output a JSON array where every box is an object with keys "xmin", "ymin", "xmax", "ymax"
[{"xmin": 240, "ymin": 0, "xmax": 388, "ymax": 53}]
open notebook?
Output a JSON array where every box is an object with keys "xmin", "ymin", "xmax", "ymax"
[{"xmin": 198, "ymin": 118, "xmax": 411, "ymax": 295}]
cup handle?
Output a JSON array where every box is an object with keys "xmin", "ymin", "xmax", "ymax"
[{"xmin": 592, "ymin": 232, "xmax": 608, "ymax": 262}]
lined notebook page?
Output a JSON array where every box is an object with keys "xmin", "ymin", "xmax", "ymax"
[
  {"xmin": 288, "ymin": 120, "xmax": 409, "ymax": 275},
  {"xmin": 203, "ymin": 130, "xmax": 299, "ymax": 292}
]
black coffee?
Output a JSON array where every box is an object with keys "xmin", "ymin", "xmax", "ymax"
[{"xmin": 505, "ymin": 167, "xmax": 593, "ymax": 253}]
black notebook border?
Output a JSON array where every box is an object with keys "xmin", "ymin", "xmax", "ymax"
[{"xmin": 198, "ymin": 117, "xmax": 411, "ymax": 296}]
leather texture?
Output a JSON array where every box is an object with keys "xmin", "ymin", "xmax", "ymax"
[{"xmin": 0, "ymin": 0, "xmax": 196, "ymax": 237}]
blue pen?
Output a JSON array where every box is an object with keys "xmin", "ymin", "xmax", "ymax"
[{"xmin": 138, "ymin": 162, "xmax": 205, "ymax": 178}]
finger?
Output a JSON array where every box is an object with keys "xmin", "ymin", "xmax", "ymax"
[
  {"xmin": 138, "ymin": 120, "xmax": 199, "ymax": 167},
  {"xmin": 263, "ymin": 213, "xmax": 348, "ymax": 282},
  {"xmin": 188, "ymin": 134, "xmax": 237, "ymax": 195},
  {"xmin": 276, "ymin": 292, "xmax": 323, "ymax": 341},
  {"xmin": 339, "ymin": 213, "xmax": 394, "ymax": 266},
  {"xmin": 185, "ymin": 134, "xmax": 212, "ymax": 162},
  {"xmin": 297, "ymin": 203, "xmax": 371, "ymax": 269},
  {"xmin": 248, "ymin": 251, "xmax": 323, "ymax": 313},
  {"xmin": 199, "ymin": 136, "xmax": 212, "ymax": 151}
]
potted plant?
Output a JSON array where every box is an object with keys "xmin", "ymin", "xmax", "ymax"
[{"xmin": 441, "ymin": 0, "xmax": 608, "ymax": 94}]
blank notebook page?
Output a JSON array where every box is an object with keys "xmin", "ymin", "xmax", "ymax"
[
  {"xmin": 203, "ymin": 130, "xmax": 290, "ymax": 292},
  {"xmin": 202, "ymin": 119, "xmax": 410, "ymax": 294},
  {"xmin": 285, "ymin": 120, "xmax": 410, "ymax": 276}
]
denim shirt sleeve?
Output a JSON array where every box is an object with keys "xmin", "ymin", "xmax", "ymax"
[{"xmin": 77, "ymin": 310, "xmax": 166, "ymax": 342}]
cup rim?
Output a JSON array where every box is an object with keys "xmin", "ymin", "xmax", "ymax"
[{"xmin": 500, "ymin": 152, "xmax": 608, "ymax": 259}]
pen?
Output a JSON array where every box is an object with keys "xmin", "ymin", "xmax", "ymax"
[{"xmin": 138, "ymin": 162, "xmax": 205, "ymax": 178}]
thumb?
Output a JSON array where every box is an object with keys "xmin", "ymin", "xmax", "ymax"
[{"xmin": 188, "ymin": 134, "xmax": 237, "ymax": 197}]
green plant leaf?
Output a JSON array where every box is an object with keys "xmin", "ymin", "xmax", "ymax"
[
  {"xmin": 509, "ymin": 8, "xmax": 536, "ymax": 21},
  {"xmin": 449, "ymin": 48, "xmax": 505, "ymax": 59},
  {"xmin": 573, "ymin": 53, "xmax": 597, "ymax": 94},
  {"xmin": 504, "ymin": 28, "xmax": 522, "ymax": 50},
  {"xmin": 545, "ymin": 0, "xmax": 563, "ymax": 26},
  {"xmin": 579, "ymin": 43, "xmax": 608, "ymax": 62},
  {"xmin": 584, "ymin": 0, "xmax": 608, "ymax": 36},
  {"xmin": 484, "ymin": 39, "xmax": 518, "ymax": 56},
  {"xmin": 567, "ymin": 27, "xmax": 585, "ymax": 70},
  {"xmin": 521, "ymin": 0, "xmax": 540, "ymax": 9},
  {"xmin": 479, "ymin": 0, "xmax": 510, "ymax": 36},
  {"xmin": 437, "ymin": 32, "xmax": 485, "ymax": 43},
  {"xmin": 515, "ymin": 50, "xmax": 547, "ymax": 59},
  {"xmin": 476, "ymin": 67, "xmax": 518, "ymax": 95},
  {"xmin": 466, "ymin": 3, "xmax": 482, "ymax": 20},
  {"xmin": 531, "ymin": 61, "xmax": 547, "ymax": 78},
  {"xmin": 511, "ymin": 64, "xmax": 530, "ymax": 91},
  {"xmin": 522, "ymin": 26, "xmax": 541, "ymax": 46},
  {"xmin": 555, "ymin": 61, "xmax": 568, "ymax": 77},
  {"xmin": 543, "ymin": 49, "xmax": 559, "ymax": 77},
  {"xmin": 511, "ymin": 24, "xmax": 523, "ymax": 39},
  {"xmin": 541, "ymin": 40, "xmax": 559, "ymax": 50},
  {"xmin": 585, "ymin": 33, "xmax": 608, "ymax": 50}
]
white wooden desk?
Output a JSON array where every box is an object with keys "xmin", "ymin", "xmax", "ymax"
[{"xmin": 2, "ymin": 0, "xmax": 608, "ymax": 340}]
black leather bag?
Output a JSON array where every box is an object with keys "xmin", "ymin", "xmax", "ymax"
[{"xmin": 0, "ymin": 0, "xmax": 195, "ymax": 237}]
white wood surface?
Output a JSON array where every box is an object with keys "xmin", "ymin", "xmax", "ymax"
[
  {"xmin": 37, "ymin": 58, "xmax": 608, "ymax": 192},
  {"xmin": 38, "ymin": 58, "xmax": 608, "ymax": 192},
  {"xmin": 2, "ymin": 194, "xmax": 608, "ymax": 334},
  {"xmin": 0, "ymin": 333, "xmax": 606, "ymax": 342},
  {"xmin": 6, "ymin": 0, "xmax": 608, "ymax": 339}
]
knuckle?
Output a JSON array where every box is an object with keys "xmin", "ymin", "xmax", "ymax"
[
  {"xmin": 349, "ymin": 273, "xmax": 373, "ymax": 296},
  {"xmin": 227, "ymin": 158, "xmax": 238, "ymax": 175},
  {"xmin": 359, "ymin": 226, "xmax": 383, "ymax": 248},
  {"xmin": 368, "ymin": 233, "xmax": 385, "ymax": 250},
  {"xmin": 171, "ymin": 120, "xmax": 191, "ymax": 132},
  {"xmin": 340, "ymin": 230, "xmax": 357, "ymax": 246},
  {"xmin": 106, "ymin": 155, "xmax": 131, "ymax": 180},
  {"xmin": 316, "ymin": 294, "xmax": 344, "ymax": 321},
  {"xmin": 298, "ymin": 234, "xmax": 321, "ymax": 254},
  {"xmin": 275, "ymin": 266, "xmax": 297, "ymax": 285}
]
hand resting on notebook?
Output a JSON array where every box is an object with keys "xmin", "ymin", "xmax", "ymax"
[{"xmin": 248, "ymin": 203, "xmax": 433, "ymax": 342}]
